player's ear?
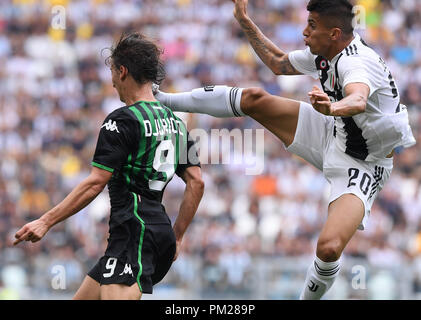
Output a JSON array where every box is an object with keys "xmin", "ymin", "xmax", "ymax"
[
  {"xmin": 119, "ymin": 65, "xmax": 128, "ymax": 81},
  {"xmin": 330, "ymin": 28, "xmax": 342, "ymax": 41}
]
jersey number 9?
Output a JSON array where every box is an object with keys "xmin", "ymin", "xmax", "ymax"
[{"xmin": 149, "ymin": 140, "xmax": 176, "ymax": 191}]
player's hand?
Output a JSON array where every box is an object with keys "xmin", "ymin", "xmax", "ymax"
[
  {"xmin": 308, "ymin": 86, "xmax": 334, "ymax": 116},
  {"xmin": 232, "ymin": 0, "xmax": 249, "ymax": 20},
  {"xmin": 13, "ymin": 219, "xmax": 49, "ymax": 245}
]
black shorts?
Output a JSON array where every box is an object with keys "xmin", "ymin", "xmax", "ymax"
[{"xmin": 88, "ymin": 216, "xmax": 176, "ymax": 294}]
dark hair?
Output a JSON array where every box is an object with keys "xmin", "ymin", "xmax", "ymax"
[
  {"xmin": 307, "ymin": 0, "xmax": 355, "ymax": 35},
  {"xmin": 107, "ymin": 32, "xmax": 165, "ymax": 85}
]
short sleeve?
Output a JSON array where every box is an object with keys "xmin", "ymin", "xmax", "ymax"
[
  {"xmin": 339, "ymin": 56, "xmax": 377, "ymax": 97},
  {"xmin": 175, "ymin": 130, "xmax": 201, "ymax": 177},
  {"xmin": 92, "ymin": 110, "xmax": 138, "ymax": 173},
  {"xmin": 288, "ymin": 48, "xmax": 318, "ymax": 79}
]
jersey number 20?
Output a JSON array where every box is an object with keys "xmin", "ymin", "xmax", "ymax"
[{"xmin": 347, "ymin": 168, "xmax": 372, "ymax": 196}]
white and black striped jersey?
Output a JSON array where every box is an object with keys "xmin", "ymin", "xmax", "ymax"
[{"xmin": 289, "ymin": 33, "xmax": 416, "ymax": 162}]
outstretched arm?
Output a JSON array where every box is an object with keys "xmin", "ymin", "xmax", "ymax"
[
  {"xmin": 232, "ymin": 0, "xmax": 301, "ymax": 75},
  {"xmin": 172, "ymin": 166, "xmax": 204, "ymax": 261},
  {"xmin": 13, "ymin": 167, "xmax": 112, "ymax": 245}
]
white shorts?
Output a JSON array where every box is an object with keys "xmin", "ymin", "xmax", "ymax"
[{"xmin": 287, "ymin": 102, "xmax": 393, "ymax": 230}]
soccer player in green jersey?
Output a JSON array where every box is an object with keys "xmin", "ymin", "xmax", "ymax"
[{"xmin": 13, "ymin": 32, "xmax": 204, "ymax": 300}]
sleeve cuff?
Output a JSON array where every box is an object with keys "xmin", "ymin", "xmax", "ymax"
[
  {"xmin": 91, "ymin": 161, "xmax": 114, "ymax": 173},
  {"xmin": 288, "ymin": 52, "xmax": 318, "ymax": 79},
  {"xmin": 342, "ymin": 78, "xmax": 375, "ymax": 98}
]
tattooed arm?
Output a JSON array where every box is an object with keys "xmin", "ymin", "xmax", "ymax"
[{"xmin": 232, "ymin": 0, "xmax": 301, "ymax": 75}]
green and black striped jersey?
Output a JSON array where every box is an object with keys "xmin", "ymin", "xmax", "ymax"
[{"xmin": 92, "ymin": 100, "xmax": 200, "ymax": 226}]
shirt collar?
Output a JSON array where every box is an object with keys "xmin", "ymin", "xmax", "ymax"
[{"xmin": 331, "ymin": 32, "xmax": 360, "ymax": 63}]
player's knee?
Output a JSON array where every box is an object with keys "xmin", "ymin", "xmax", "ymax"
[
  {"xmin": 241, "ymin": 87, "xmax": 268, "ymax": 115},
  {"xmin": 316, "ymin": 238, "xmax": 343, "ymax": 262}
]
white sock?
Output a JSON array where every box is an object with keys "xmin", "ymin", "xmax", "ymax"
[
  {"xmin": 155, "ymin": 85, "xmax": 245, "ymax": 118},
  {"xmin": 299, "ymin": 256, "xmax": 340, "ymax": 300}
]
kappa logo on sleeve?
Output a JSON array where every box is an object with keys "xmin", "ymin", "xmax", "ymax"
[{"xmin": 101, "ymin": 119, "xmax": 120, "ymax": 133}]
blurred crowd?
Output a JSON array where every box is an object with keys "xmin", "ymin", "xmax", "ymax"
[{"xmin": 0, "ymin": 0, "xmax": 420, "ymax": 299}]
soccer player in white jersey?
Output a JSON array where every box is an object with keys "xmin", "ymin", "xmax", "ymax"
[{"xmin": 154, "ymin": 0, "xmax": 416, "ymax": 299}]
